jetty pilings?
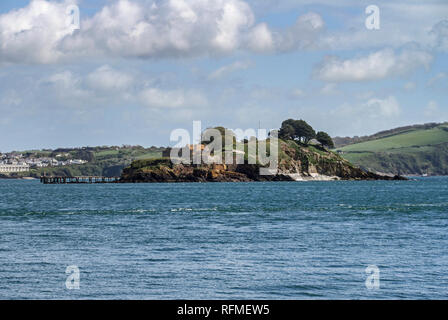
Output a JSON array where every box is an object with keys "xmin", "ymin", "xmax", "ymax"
[{"xmin": 40, "ymin": 176, "xmax": 121, "ymax": 184}]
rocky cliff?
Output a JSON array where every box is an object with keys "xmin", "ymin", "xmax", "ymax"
[{"xmin": 120, "ymin": 140, "xmax": 405, "ymax": 183}]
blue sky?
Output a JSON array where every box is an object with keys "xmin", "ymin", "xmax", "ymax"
[{"xmin": 0, "ymin": 0, "xmax": 447, "ymax": 151}]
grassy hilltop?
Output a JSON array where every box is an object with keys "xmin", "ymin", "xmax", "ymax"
[{"xmin": 334, "ymin": 123, "xmax": 448, "ymax": 175}]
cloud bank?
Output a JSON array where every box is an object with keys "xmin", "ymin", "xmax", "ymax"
[
  {"xmin": 314, "ymin": 48, "xmax": 433, "ymax": 82},
  {"xmin": 0, "ymin": 0, "xmax": 324, "ymax": 65}
]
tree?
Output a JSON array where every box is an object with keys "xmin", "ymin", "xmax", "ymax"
[
  {"xmin": 316, "ymin": 131, "xmax": 334, "ymax": 149},
  {"xmin": 73, "ymin": 149, "xmax": 95, "ymax": 162},
  {"xmin": 294, "ymin": 120, "xmax": 316, "ymax": 144},
  {"xmin": 279, "ymin": 119, "xmax": 316, "ymax": 144},
  {"xmin": 279, "ymin": 124, "xmax": 295, "ymax": 140}
]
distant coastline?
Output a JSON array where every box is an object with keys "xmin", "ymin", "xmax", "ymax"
[{"xmin": 2, "ymin": 122, "xmax": 447, "ymax": 180}]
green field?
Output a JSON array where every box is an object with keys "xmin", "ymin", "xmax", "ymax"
[
  {"xmin": 337, "ymin": 126, "xmax": 448, "ymax": 153},
  {"xmin": 335, "ymin": 124, "xmax": 448, "ymax": 175}
]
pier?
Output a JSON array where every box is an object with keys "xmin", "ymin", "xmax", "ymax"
[{"xmin": 40, "ymin": 176, "xmax": 121, "ymax": 184}]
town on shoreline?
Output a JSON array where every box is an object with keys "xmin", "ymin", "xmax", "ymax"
[
  {"xmin": 0, "ymin": 145, "xmax": 165, "ymax": 179},
  {"xmin": 0, "ymin": 151, "xmax": 87, "ymax": 174}
]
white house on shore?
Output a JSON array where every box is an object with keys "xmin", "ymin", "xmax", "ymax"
[{"xmin": 0, "ymin": 163, "xmax": 30, "ymax": 173}]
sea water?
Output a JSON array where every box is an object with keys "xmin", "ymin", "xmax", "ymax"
[{"xmin": 0, "ymin": 178, "xmax": 447, "ymax": 299}]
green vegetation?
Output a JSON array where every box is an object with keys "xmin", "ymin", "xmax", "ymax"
[
  {"xmin": 121, "ymin": 132, "xmax": 397, "ymax": 183},
  {"xmin": 201, "ymin": 126, "xmax": 238, "ymax": 150},
  {"xmin": 316, "ymin": 131, "xmax": 334, "ymax": 149},
  {"xmin": 278, "ymin": 119, "xmax": 335, "ymax": 150},
  {"xmin": 333, "ymin": 122, "xmax": 443, "ymax": 148},
  {"xmin": 5, "ymin": 145, "xmax": 165, "ymax": 178},
  {"xmin": 335, "ymin": 123, "xmax": 448, "ymax": 175},
  {"xmin": 120, "ymin": 120, "xmax": 406, "ymax": 182},
  {"xmin": 279, "ymin": 119, "xmax": 317, "ymax": 143}
]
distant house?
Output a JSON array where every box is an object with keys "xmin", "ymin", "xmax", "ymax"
[
  {"xmin": 0, "ymin": 163, "xmax": 30, "ymax": 173},
  {"xmin": 70, "ymin": 159, "xmax": 87, "ymax": 165}
]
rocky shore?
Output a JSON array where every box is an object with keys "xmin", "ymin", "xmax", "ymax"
[{"xmin": 120, "ymin": 140, "xmax": 406, "ymax": 183}]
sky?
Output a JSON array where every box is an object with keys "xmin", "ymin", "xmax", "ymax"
[{"xmin": 0, "ymin": 0, "xmax": 447, "ymax": 151}]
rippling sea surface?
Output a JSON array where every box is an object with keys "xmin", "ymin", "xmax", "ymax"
[{"xmin": 1, "ymin": 178, "xmax": 447, "ymax": 299}]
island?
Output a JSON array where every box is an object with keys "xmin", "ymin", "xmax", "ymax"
[{"xmin": 120, "ymin": 120, "xmax": 406, "ymax": 183}]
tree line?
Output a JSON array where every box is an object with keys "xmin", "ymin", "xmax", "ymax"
[{"xmin": 278, "ymin": 119, "xmax": 334, "ymax": 149}]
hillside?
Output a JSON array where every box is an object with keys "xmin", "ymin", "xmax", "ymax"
[
  {"xmin": 120, "ymin": 139, "xmax": 404, "ymax": 182},
  {"xmin": 333, "ymin": 123, "xmax": 442, "ymax": 148},
  {"xmin": 335, "ymin": 123, "xmax": 448, "ymax": 175},
  {"xmin": 0, "ymin": 146, "xmax": 166, "ymax": 178}
]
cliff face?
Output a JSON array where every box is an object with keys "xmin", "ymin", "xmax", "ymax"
[
  {"xmin": 120, "ymin": 140, "xmax": 406, "ymax": 183},
  {"xmin": 120, "ymin": 160, "xmax": 289, "ymax": 183}
]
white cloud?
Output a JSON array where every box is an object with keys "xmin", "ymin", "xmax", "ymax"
[
  {"xmin": 364, "ymin": 96, "xmax": 401, "ymax": 118},
  {"xmin": 0, "ymin": 0, "xmax": 77, "ymax": 64},
  {"xmin": 430, "ymin": 19, "xmax": 448, "ymax": 52},
  {"xmin": 0, "ymin": 0, "xmax": 258, "ymax": 63},
  {"xmin": 46, "ymin": 71, "xmax": 79, "ymax": 88},
  {"xmin": 36, "ymin": 70, "xmax": 102, "ymax": 110},
  {"xmin": 240, "ymin": 94, "xmax": 405, "ymax": 137},
  {"xmin": 314, "ymin": 48, "xmax": 432, "ymax": 82},
  {"xmin": 211, "ymin": 0, "xmax": 255, "ymax": 52},
  {"xmin": 318, "ymin": 96, "xmax": 403, "ymax": 135},
  {"xmin": 0, "ymin": 0, "xmax": 326, "ymax": 64},
  {"xmin": 86, "ymin": 65, "xmax": 133, "ymax": 91},
  {"xmin": 394, "ymin": 49, "xmax": 433, "ymax": 74},
  {"xmin": 1, "ymin": 0, "xmax": 446, "ymax": 66},
  {"xmin": 427, "ymin": 72, "xmax": 447, "ymax": 87},
  {"xmin": 208, "ymin": 60, "xmax": 253, "ymax": 79},
  {"xmin": 334, "ymin": 96, "xmax": 401, "ymax": 122},
  {"xmin": 44, "ymin": 71, "xmax": 89, "ymax": 99},
  {"xmin": 320, "ymin": 3, "xmax": 448, "ymax": 51},
  {"xmin": 274, "ymin": 12, "xmax": 324, "ymax": 52},
  {"xmin": 5, "ymin": 66, "xmax": 209, "ymax": 113},
  {"xmin": 246, "ymin": 23, "xmax": 274, "ymax": 52},
  {"xmin": 140, "ymin": 88, "xmax": 208, "ymax": 109}
]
